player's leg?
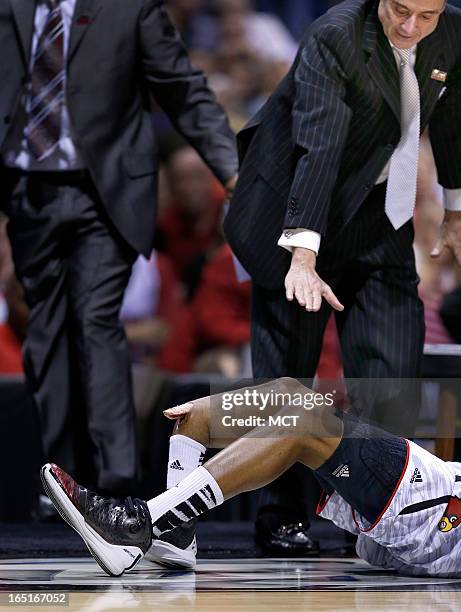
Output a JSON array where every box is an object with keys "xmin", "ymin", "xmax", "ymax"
[
  {"xmin": 147, "ymin": 401, "xmax": 409, "ymax": 571},
  {"xmin": 146, "ymin": 377, "xmax": 327, "ymax": 568},
  {"xmin": 41, "ymin": 378, "xmax": 343, "ymax": 576}
]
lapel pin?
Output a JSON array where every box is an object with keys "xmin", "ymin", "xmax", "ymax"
[
  {"xmin": 431, "ymin": 69, "xmax": 447, "ymax": 82},
  {"xmin": 76, "ymin": 15, "xmax": 91, "ymax": 25}
]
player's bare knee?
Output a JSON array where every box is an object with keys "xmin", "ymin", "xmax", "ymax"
[{"xmin": 174, "ymin": 401, "xmax": 211, "ymax": 443}]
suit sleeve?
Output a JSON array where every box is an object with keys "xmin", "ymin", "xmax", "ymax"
[
  {"xmin": 429, "ymin": 65, "xmax": 461, "ymax": 191},
  {"xmin": 286, "ymin": 31, "xmax": 352, "ymax": 236},
  {"xmin": 139, "ymin": 0, "xmax": 238, "ymax": 184}
]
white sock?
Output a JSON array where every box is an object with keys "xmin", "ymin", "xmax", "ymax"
[
  {"xmin": 147, "ymin": 466, "xmax": 224, "ymax": 538},
  {"xmin": 167, "ymin": 434, "xmax": 206, "ymax": 489}
]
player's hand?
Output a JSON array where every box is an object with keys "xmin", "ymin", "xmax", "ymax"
[
  {"xmin": 431, "ymin": 210, "xmax": 461, "ymax": 267},
  {"xmin": 224, "ymin": 174, "xmax": 238, "ymax": 200},
  {"xmin": 284, "ymin": 247, "xmax": 344, "ymax": 312},
  {"xmin": 163, "ymin": 402, "xmax": 193, "ymax": 420}
]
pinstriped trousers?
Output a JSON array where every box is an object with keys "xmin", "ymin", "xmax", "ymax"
[{"xmin": 251, "ymin": 182, "xmax": 425, "ymax": 435}]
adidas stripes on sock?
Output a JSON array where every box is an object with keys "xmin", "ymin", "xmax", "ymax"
[
  {"xmin": 147, "ymin": 466, "xmax": 224, "ymax": 538},
  {"xmin": 167, "ymin": 434, "xmax": 206, "ymax": 489}
]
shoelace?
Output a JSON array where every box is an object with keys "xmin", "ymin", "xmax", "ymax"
[{"xmin": 124, "ymin": 496, "xmax": 136, "ymax": 517}]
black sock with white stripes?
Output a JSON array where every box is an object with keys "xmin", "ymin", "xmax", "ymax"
[{"xmin": 146, "ymin": 466, "xmax": 224, "ymax": 538}]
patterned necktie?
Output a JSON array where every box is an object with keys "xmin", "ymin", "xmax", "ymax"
[
  {"xmin": 385, "ymin": 48, "xmax": 421, "ymax": 230},
  {"xmin": 25, "ymin": 0, "xmax": 65, "ymax": 161}
]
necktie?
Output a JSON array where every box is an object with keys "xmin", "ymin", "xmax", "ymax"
[
  {"xmin": 385, "ymin": 48, "xmax": 421, "ymax": 230},
  {"xmin": 25, "ymin": 0, "xmax": 65, "ymax": 161}
]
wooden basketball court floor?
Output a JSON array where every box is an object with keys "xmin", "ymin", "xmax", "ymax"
[{"xmin": 1, "ymin": 557, "xmax": 461, "ymax": 610}]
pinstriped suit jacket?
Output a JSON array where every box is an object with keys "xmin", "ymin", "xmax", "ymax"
[{"xmin": 224, "ymin": 0, "xmax": 461, "ymax": 290}]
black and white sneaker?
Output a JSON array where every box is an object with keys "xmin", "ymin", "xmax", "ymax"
[
  {"xmin": 40, "ymin": 463, "xmax": 153, "ymax": 577},
  {"xmin": 145, "ymin": 519, "xmax": 197, "ymax": 569}
]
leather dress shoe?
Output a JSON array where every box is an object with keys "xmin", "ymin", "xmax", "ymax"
[{"xmin": 255, "ymin": 505, "xmax": 319, "ymax": 556}]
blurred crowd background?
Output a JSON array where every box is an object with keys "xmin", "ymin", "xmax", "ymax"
[{"xmin": 1, "ymin": 0, "xmax": 461, "ymax": 519}]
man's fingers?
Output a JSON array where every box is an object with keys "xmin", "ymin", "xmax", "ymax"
[
  {"xmin": 285, "ymin": 270, "xmax": 335, "ymax": 312},
  {"xmin": 285, "ymin": 278, "xmax": 294, "ymax": 301},
  {"xmin": 322, "ymin": 284, "xmax": 344, "ymax": 311},
  {"xmin": 294, "ymin": 282, "xmax": 306, "ymax": 307},
  {"xmin": 311, "ymin": 289, "xmax": 322, "ymax": 312},
  {"xmin": 305, "ymin": 279, "xmax": 321, "ymax": 311}
]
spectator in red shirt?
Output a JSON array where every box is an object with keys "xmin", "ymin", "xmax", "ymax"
[
  {"xmin": 156, "ymin": 144, "xmax": 226, "ymax": 291},
  {"xmin": 0, "ymin": 215, "xmax": 26, "ymax": 374},
  {"xmin": 158, "ymin": 244, "xmax": 251, "ymax": 374}
]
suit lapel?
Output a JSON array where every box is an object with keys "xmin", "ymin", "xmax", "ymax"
[
  {"xmin": 363, "ymin": 4, "xmax": 447, "ymax": 131},
  {"xmin": 68, "ymin": 0, "xmax": 101, "ymax": 63},
  {"xmin": 9, "ymin": 0, "xmax": 36, "ymax": 68},
  {"xmin": 415, "ymin": 28, "xmax": 447, "ymax": 130},
  {"xmin": 363, "ymin": 5, "xmax": 400, "ymax": 122}
]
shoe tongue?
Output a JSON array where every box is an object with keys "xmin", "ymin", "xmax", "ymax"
[{"xmin": 78, "ymin": 487, "xmax": 88, "ymax": 513}]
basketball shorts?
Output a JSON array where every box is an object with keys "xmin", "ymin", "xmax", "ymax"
[{"xmin": 314, "ymin": 414, "xmax": 408, "ymax": 524}]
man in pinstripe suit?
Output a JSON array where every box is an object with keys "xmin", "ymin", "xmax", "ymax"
[
  {"xmin": 223, "ymin": 0, "xmax": 461, "ymax": 552},
  {"xmin": 225, "ymin": 0, "xmax": 461, "ymax": 431}
]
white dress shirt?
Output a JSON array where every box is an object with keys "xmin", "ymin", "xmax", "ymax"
[
  {"xmin": 2, "ymin": 0, "xmax": 84, "ymax": 170},
  {"xmin": 278, "ymin": 43, "xmax": 461, "ymax": 255}
]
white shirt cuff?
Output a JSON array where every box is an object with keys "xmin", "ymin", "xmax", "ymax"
[
  {"xmin": 277, "ymin": 229, "xmax": 321, "ymax": 255},
  {"xmin": 444, "ymin": 188, "xmax": 461, "ymax": 211}
]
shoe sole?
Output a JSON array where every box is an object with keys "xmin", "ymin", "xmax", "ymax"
[
  {"xmin": 145, "ymin": 539, "xmax": 197, "ymax": 569},
  {"xmin": 40, "ymin": 464, "xmax": 143, "ymax": 577}
]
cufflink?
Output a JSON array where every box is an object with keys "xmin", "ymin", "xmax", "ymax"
[
  {"xmin": 284, "ymin": 231, "xmax": 293, "ymax": 238},
  {"xmin": 431, "ymin": 69, "xmax": 447, "ymax": 82}
]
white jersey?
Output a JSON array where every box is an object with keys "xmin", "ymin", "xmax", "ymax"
[{"xmin": 318, "ymin": 440, "xmax": 461, "ymax": 577}]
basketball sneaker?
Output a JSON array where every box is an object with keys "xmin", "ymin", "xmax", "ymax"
[
  {"xmin": 40, "ymin": 463, "xmax": 153, "ymax": 576},
  {"xmin": 145, "ymin": 519, "xmax": 197, "ymax": 569}
]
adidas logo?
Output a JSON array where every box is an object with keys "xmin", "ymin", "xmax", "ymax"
[
  {"xmin": 123, "ymin": 548, "xmax": 136, "ymax": 559},
  {"xmin": 333, "ymin": 464, "xmax": 350, "ymax": 478},
  {"xmin": 410, "ymin": 467, "xmax": 423, "ymax": 484},
  {"xmin": 170, "ymin": 460, "xmax": 184, "ymax": 470}
]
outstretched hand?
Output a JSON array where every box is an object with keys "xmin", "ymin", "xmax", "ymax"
[
  {"xmin": 284, "ymin": 247, "xmax": 344, "ymax": 312},
  {"xmin": 431, "ymin": 210, "xmax": 461, "ymax": 267}
]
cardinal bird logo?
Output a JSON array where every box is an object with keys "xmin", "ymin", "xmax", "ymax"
[{"xmin": 438, "ymin": 497, "xmax": 461, "ymax": 533}]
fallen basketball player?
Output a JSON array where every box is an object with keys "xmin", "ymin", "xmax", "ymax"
[{"xmin": 41, "ymin": 377, "xmax": 461, "ymax": 578}]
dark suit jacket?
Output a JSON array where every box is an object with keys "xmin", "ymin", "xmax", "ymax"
[
  {"xmin": 224, "ymin": 0, "xmax": 461, "ymax": 289},
  {"xmin": 0, "ymin": 0, "xmax": 238, "ymax": 256}
]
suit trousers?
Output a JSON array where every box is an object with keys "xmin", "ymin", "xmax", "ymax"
[
  {"xmin": 251, "ymin": 182, "xmax": 425, "ymax": 435},
  {"xmin": 4, "ymin": 169, "xmax": 139, "ymax": 495}
]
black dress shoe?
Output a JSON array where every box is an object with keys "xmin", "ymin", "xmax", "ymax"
[
  {"xmin": 41, "ymin": 463, "xmax": 152, "ymax": 576},
  {"xmin": 255, "ymin": 505, "xmax": 319, "ymax": 556}
]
